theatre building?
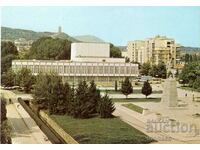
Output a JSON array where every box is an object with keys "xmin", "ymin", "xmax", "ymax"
[{"xmin": 12, "ymin": 43, "xmax": 139, "ymax": 86}]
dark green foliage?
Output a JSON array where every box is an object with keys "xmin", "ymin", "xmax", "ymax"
[
  {"xmin": 27, "ymin": 37, "xmax": 71, "ymax": 60},
  {"xmin": 179, "ymin": 61, "xmax": 200, "ymax": 91},
  {"xmin": 63, "ymin": 82, "xmax": 73, "ymax": 115},
  {"xmin": 1, "ymin": 69, "xmax": 16, "ymax": 87},
  {"xmin": 0, "ymin": 97, "xmax": 12, "ymax": 144},
  {"xmin": 98, "ymin": 93, "xmax": 115, "ymax": 118},
  {"xmin": 140, "ymin": 62, "xmax": 151, "ymax": 76},
  {"xmin": 88, "ymin": 80, "xmax": 101, "ymax": 114},
  {"xmin": 73, "ymin": 81, "xmax": 91, "ymax": 118},
  {"xmin": 149, "ymin": 62, "xmax": 167, "ymax": 79},
  {"xmin": 121, "ymin": 77, "xmax": 133, "ymax": 98},
  {"xmin": 141, "ymin": 81, "xmax": 152, "ymax": 98},
  {"xmin": 1, "ymin": 97, "xmax": 7, "ymax": 122},
  {"xmin": 110, "ymin": 44, "xmax": 122, "ymax": 58},
  {"xmin": 115, "ymin": 80, "xmax": 118, "ymax": 91},
  {"xmin": 1, "ymin": 41, "xmax": 18, "ymax": 75},
  {"xmin": 33, "ymin": 73, "xmax": 51, "ymax": 110},
  {"xmin": 16, "ymin": 68, "xmax": 35, "ymax": 93}
]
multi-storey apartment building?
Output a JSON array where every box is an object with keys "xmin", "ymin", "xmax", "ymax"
[{"xmin": 127, "ymin": 35, "xmax": 180, "ymax": 68}]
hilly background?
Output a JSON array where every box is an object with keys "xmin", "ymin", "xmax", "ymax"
[
  {"xmin": 1, "ymin": 26, "xmax": 200, "ymax": 53},
  {"xmin": 1, "ymin": 26, "xmax": 105, "ymax": 43}
]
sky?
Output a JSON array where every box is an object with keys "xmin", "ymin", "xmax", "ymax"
[{"xmin": 1, "ymin": 6, "xmax": 200, "ymax": 47}]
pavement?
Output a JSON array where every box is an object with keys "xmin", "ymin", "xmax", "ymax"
[
  {"xmin": 1, "ymin": 89, "xmax": 51, "ymax": 144},
  {"xmin": 113, "ymin": 84, "xmax": 200, "ymax": 144}
]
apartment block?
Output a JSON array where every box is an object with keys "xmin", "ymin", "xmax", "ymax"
[{"xmin": 127, "ymin": 35, "xmax": 180, "ymax": 68}]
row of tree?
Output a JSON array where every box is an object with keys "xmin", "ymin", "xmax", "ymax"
[
  {"xmin": 140, "ymin": 62, "xmax": 167, "ymax": 79},
  {"xmin": 180, "ymin": 53, "xmax": 200, "ymax": 63},
  {"xmin": 33, "ymin": 73, "xmax": 115, "ymax": 118},
  {"xmin": 1, "ymin": 68, "xmax": 35, "ymax": 93},
  {"xmin": 121, "ymin": 77, "xmax": 152, "ymax": 99},
  {"xmin": 21, "ymin": 37, "xmax": 122, "ymax": 60},
  {"xmin": 179, "ymin": 61, "xmax": 200, "ymax": 91}
]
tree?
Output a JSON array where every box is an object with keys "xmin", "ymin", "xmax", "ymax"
[
  {"xmin": 0, "ymin": 97, "xmax": 12, "ymax": 144},
  {"xmin": 185, "ymin": 54, "xmax": 190, "ymax": 63},
  {"xmin": 63, "ymin": 82, "xmax": 73, "ymax": 115},
  {"xmin": 27, "ymin": 37, "xmax": 71, "ymax": 60},
  {"xmin": 1, "ymin": 97, "xmax": 7, "ymax": 122},
  {"xmin": 1, "ymin": 41, "xmax": 18, "ymax": 75},
  {"xmin": 33, "ymin": 73, "xmax": 51, "ymax": 110},
  {"xmin": 54, "ymin": 78, "xmax": 66, "ymax": 115},
  {"xmin": 141, "ymin": 80, "xmax": 152, "ymax": 99},
  {"xmin": 73, "ymin": 81, "xmax": 90, "ymax": 118},
  {"xmin": 16, "ymin": 68, "xmax": 35, "ymax": 93},
  {"xmin": 121, "ymin": 77, "xmax": 133, "ymax": 98},
  {"xmin": 110, "ymin": 44, "xmax": 122, "ymax": 58},
  {"xmin": 140, "ymin": 62, "xmax": 151, "ymax": 76},
  {"xmin": 88, "ymin": 80, "xmax": 101, "ymax": 114},
  {"xmin": 193, "ymin": 76, "xmax": 200, "ymax": 92},
  {"xmin": 179, "ymin": 62, "xmax": 200, "ymax": 87},
  {"xmin": 1, "ymin": 68, "xmax": 16, "ymax": 87},
  {"xmin": 98, "ymin": 93, "xmax": 115, "ymax": 118}
]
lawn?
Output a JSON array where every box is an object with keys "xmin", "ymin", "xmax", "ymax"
[
  {"xmin": 112, "ymin": 98, "xmax": 161, "ymax": 103},
  {"xmin": 122, "ymin": 103, "xmax": 144, "ymax": 114},
  {"xmin": 50, "ymin": 115, "xmax": 155, "ymax": 144}
]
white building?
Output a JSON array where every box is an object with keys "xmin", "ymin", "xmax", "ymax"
[{"xmin": 12, "ymin": 43, "xmax": 139, "ymax": 85}]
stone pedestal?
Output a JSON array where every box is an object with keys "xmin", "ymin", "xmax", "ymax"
[{"xmin": 161, "ymin": 78, "xmax": 178, "ymax": 107}]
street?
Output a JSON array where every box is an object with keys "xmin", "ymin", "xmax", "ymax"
[{"xmin": 1, "ymin": 89, "xmax": 51, "ymax": 144}]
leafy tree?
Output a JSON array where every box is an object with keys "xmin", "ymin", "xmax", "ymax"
[
  {"xmin": 140, "ymin": 62, "xmax": 151, "ymax": 75},
  {"xmin": 121, "ymin": 77, "xmax": 133, "ymax": 98},
  {"xmin": 185, "ymin": 54, "xmax": 190, "ymax": 63},
  {"xmin": 149, "ymin": 62, "xmax": 167, "ymax": 79},
  {"xmin": 141, "ymin": 80, "xmax": 152, "ymax": 99},
  {"xmin": 27, "ymin": 37, "xmax": 71, "ymax": 60},
  {"xmin": 193, "ymin": 76, "xmax": 200, "ymax": 92},
  {"xmin": 179, "ymin": 62, "xmax": 200, "ymax": 87},
  {"xmin": 1, "ymin": 69, "xmax": 16, "ymax": 87},
  {"xmin": 16, "ymin": 68, "xmax": 35, "ymax": 93},
  {"xmin": 157, "ymin": 62, "xmax": 167, "ymax": 79},
  {"xmin": 98, "ymin": 93, "xmax": 115, "ymax": 118},
  {"xmin": 110, "ymin": 44, "xmax": 122, "ymax": 58},
  {"xmin": 1, "ymin": 41, "xmax": 18, "ymax": 75}
]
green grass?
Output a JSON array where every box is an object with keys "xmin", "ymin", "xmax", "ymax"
[
  {"xmin": 50, "ymin": 115, "xmax": 155, "ymax": 144},
  {"xmin": 112, "ymin": 98, "xmax": 161, "ymax": 103},
  {"xmin": 122, "ymin": 103, "xmax": 144, "ymax": 114}
]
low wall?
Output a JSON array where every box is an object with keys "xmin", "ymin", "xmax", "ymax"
[
  {"xmin": 18, "ymin": 99, "xmax": 64, "ymax": 144},
  {"xmin": 39, "ymin": 111, "xmax": 78, "ymax": 144}
]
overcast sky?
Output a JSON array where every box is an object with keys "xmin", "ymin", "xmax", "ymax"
[{"xmin": 1, "ymin": 6, "xmax": 200, "ymax": 47}]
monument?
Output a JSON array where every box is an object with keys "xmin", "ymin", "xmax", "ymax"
[{"xmin": 161, "ymin": 77, "xmax": 178, "ymax": 107}]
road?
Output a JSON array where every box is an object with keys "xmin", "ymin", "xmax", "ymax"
[{"xmin": 1, "ymin": 89, "xmax": 51, "ymax": 144}]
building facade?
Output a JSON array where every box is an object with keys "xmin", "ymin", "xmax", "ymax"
[
  {"xmin": 12, "ymin": 43, "xmax": 139, "ymax": 86},
  {"xmin": 127, "ymin": 35, "xmax": 180, "ymax": 68}
]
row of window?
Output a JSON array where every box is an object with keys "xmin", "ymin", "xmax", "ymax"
[{"xmin": 12, "ymin": 64, "xmax": 138, "ymax": 75}]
